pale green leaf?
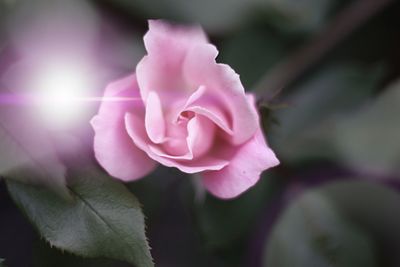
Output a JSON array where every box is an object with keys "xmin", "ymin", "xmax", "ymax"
[
  {"xmin": 321, "ymin": 181, "xmax": 400, "ymax": 256},
  {"xmin": 264, "ymin": 185, "xmax": 378, "ymax": 267},
  {"xmin": 333, "ymin": 79, "xmax": 400, "ymax": 175}
]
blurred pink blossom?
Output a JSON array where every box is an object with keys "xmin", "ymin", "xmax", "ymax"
[{"xmin": 91, "ymin": 20, "xmax": 279, "ymax": 199}]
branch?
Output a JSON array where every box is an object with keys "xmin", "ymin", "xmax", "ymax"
[{"xmin": 255, "ymin": 0, "xmax": 395, "ymax": 101}]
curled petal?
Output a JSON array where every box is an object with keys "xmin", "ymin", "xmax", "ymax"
[
  {"xmin": 144, "ymin": 20, "xmax": 208, "ymax": 57},
  {"xmin": 180, "ymin": 86, "xmax": 233, "ymax": 135},
  {"xmin": 202, "ymin": 128, "xmax": 280, "ymax": 199},
  {"xmin": 183, "ymin": 43, "xmax": 258, "ymax": 144},
  {"xmin": 137, "ymin": 20, "xmax": 208, "ymax": 103},
  {"xmin": 125, "ymin": 112, "xmax": 229, "ymax": 173},
  {"xmin": 187, "ymin": 115, "xmax": 216, "ymax": 158},
  {"xmin": 91, "ymin": 75, "xmax": 156, "ymax": 181}
]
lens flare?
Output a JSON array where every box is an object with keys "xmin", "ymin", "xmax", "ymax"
[{"xmin": 32, "ymin": 62, "xmax": 94, "ymax": 128}]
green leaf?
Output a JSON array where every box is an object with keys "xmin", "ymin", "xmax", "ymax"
[
  {"xmin": 321, "ymin": 181, "xmax": 400, "ymax": 257},
  {"xmin": 270, "ymin": 63, "xmax": 384, "ymax": 162},
  {"xmin": 264, "ymin": 184, "xmax": 378, "ymax": 267},
  {"xmin": 0, "ymin": 258, "xmax": 6, "ymax": 267},
  {"xmin": 6, "ymin": 164, "xmax": 153, "ymax": 267},
  {"xmin": 333, "ymin": 79, "xmax": 400, "ymax": 175}
]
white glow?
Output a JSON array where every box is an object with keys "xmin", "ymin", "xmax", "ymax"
[{"xmin": 33, "ymin": 62, "xmax": 94, "ymax": 128}]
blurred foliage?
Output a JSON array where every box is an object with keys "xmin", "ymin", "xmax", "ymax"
[
  {"xmin": 265, "ymin": 183, "xmax": 378, "ymax": 267},
  {"xmin": 97, "ymin": 0, "xmax": 334, "ymax": 34},
  {"xmin": 269, "ymin": 63, "xmax": 385, "ymax": 162},
  {"xmin": 219, "ymin": 25, "xmax": 288, "ymax": 89},
  {"xmin": 265, "ymin": 181, "xmax": 400, "ymax": 266},
  {"xmin": 5, "ymin": 0, "xmax": 100, "ymax": 59},
  {"xmin": 334, "ymin": 79, "xmax": 400, "ymax": 175},
  {"xmin": 190, "ymin": 173, "xmax": 285, "ymax": 267},
  {"xmin": 0, "ymin": 92, "xmax": 67, "ymax": 195},
  {"xmin": 0, "ymin": 2, "xmax": 6, "ymax": 49},
  {"xmin": 99, "ymin": 0, "xmax": 261, "ymax": 33},
  {"xmin": 129, "ymin": 169, "xmax": 230, "ymax": 267},
  {"xmin": 261, "ymin": 0, "xmax": 334, "ymax": 33},
  {"xmin": 193, "ymin": 173, "xmax": 282, "ymax": 252}
]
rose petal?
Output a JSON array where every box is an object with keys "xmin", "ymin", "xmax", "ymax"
[
  {"xmin": 145, "ymin": 91, "xmax": 166, "ymax": 143},
  {"xmin": 181, "ymin": 86, "xmax": 234, "ymax": 135},
  {"xmin": 183, "ymin": 43, "xmax": 258, "ymax": 144},
  {"xmin": 136, "ymin": 20, "xmax": 208, "ymax": 104},
  {"xmin": 144, "ymin": 20, "xmax": 208, "ymax": 57},
  {"xmin": 149, "ymin": 145, "xmax": 192, "ymax": 160},
  {"xmin": 202, "ymin": 128, "xmax": 280, "ymax": 199},
  {"xmin": 162, "ymin": 119, "xmax": 191, "ymax": 156},
  {"xmin": 187, "ymin": 115, "xmax": 216, "ymax": 158},
  {"xmin": 125, "ymin": 112, "xmax": 229, "ymax": 173},
  {"xmin": 91, "ymin": 75, "xmax": 156, "ymax": 181}
]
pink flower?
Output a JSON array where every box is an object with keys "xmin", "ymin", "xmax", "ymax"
[{"xmin": 91, "ymin": 20, "xmax": 279, "ymax": 199}]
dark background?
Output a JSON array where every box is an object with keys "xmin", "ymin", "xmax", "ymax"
[{"xmin": 1, "ymin": 0, "xmax": 400, "ymax": 266}]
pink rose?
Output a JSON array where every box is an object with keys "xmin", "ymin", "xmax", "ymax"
[{"xmin": 91, "ymin": 20, "xmax": 279, "ymax": 199}]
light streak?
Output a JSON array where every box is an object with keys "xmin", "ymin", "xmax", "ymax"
[{"xmin": 0, "ymin": 93, "xmax": 139, "ymax": 105}]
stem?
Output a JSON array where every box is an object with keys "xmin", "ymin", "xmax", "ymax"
[{"xmin": 255, "ymin": 0, "xmax": 395, "ymax": 102}]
